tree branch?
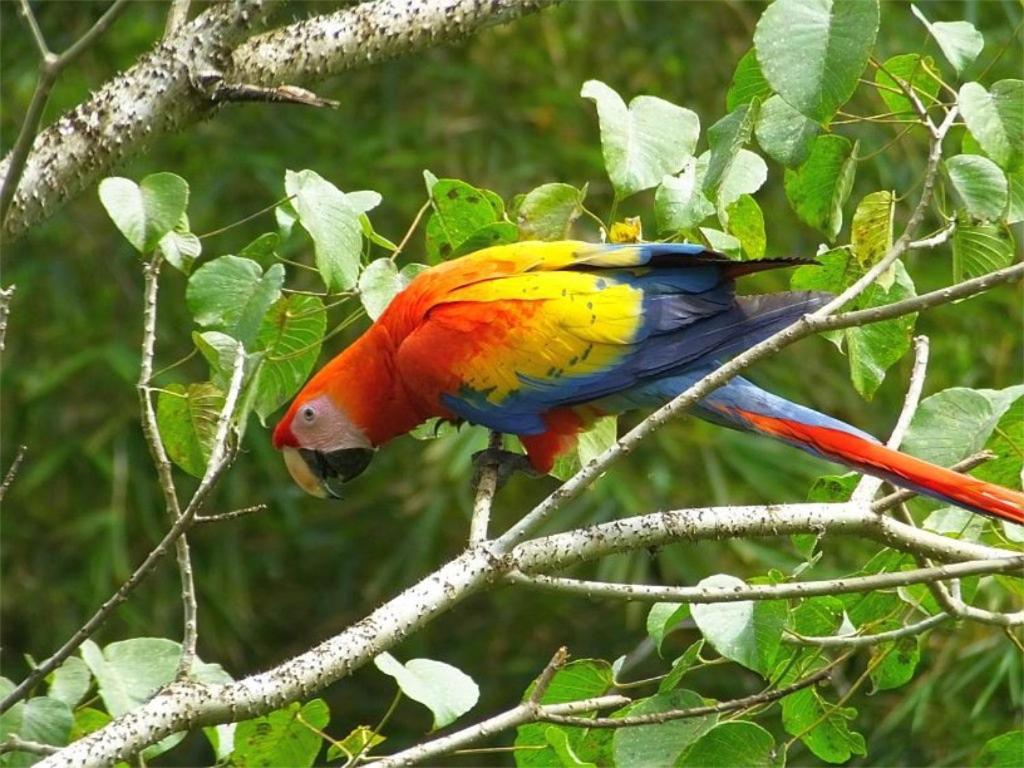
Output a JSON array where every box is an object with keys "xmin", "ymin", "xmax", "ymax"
[
  {"xmin": 507, "ymin": 556, "xmax": 1024, "ymax": 604},
  {"xmin": 470, "ymin": 432, "xmax": 503, "ymax": 544},
  {"xmin": 786, "ymin": 612, "xmax": 951, "ymax": 647},
  {"xmin": 1, "ymin": 0, "xmax": 557, "ymax": 242},
  {"xmin": 0, "ymin": 735, "xmax": 59, "ymax": 758}
]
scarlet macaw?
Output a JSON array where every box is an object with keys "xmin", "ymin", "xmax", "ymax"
[{"xmin": 272, "ymin": 241, "xmax": 1024, "ymax": 523}]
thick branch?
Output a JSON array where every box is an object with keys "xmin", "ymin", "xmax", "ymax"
[{"xmin": 1, "ymin": 0, "xmax": 556, "ymax": 242}]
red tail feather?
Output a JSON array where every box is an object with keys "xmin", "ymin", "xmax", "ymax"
[{"xmin": 737, "ymin": 410, "xmax": 1024, "ymax": 526}]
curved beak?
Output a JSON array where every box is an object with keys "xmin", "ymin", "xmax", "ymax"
[{"xmin": 282, "ymin": 446, "xmax": 374, "ymax": 499}]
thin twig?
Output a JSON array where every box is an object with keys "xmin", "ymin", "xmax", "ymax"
[
  {"xmin": 0, "ymin": 0, "xmax": 130, "ymax": 225},
  {"xmin": 853, "ymin": 335, "xmax": 929, "ymax": 506},
  {"xmin": 0, "ymin": 285, "xmax": 14, "ymax": 355},
  {"xmin": 787, "ymin": 613, "xmax": 951, "ymax": 647},
  {"xmin": 508, "ymin": 556, "xmax": 1024, "ymax": 604},
  {"xmin": 907, "ymin": 222, "xmax": 955, "ymax": 250},
  {"xmin": 0, "ymin": 735, "xmax": 59, "ymax": 757},
  {"xmin": 392, "ymin": 199, "xmax": 432, "ymax": 260},
  {"xmin": 194, "ymin": 504, "xmax": 268, "ymax": 524},
  {"xmin": 541, "ymin": 666, "xmax": 831, "ymax": 728},
  {"xmin": 530, "ymin": 646, "xmax": 570, "ymax": 703},
  {"xmin": 470, "ymin": 432, "xmax": 503, "ymax": 544},
  {"xmin": 0, "ymin": 445, "xmax": 28, "ymax": 505}
]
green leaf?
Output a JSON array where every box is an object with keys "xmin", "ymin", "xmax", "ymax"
[
  {"xmin": 704, "ymin": 100, "xmax": 761, "ymax": 203},
  {"xmin": 844, "ymin": 260, "xmax": 916, "ymax": 398},
  {"xmin": 903, "ymin": 385, "xmax": 1024, "ymax": 466},
  {"xmin": 193, "ymin": 330, "xmax": 254, "ymax": 391},
  {"xmin": 923, "ymin": 506, "xmax": 986, "ymax": 541},
  {"xmin": 1006, "ymin": 167, "xmax": 1024, "ymax": 224},
  {"xmin": 69, "ymin": 707, "xmax": 110, "ymax": 742},
  {"xmin": 550, "ymin": 416, "xmax": 618, "ymax": 481},
  {"xmin": 232, "ymin": 699, "xmax": 329, "ymax": 768},
  {"xmin": 186, "ymin": 255, "xmax": 284, "ymax": 347},
  {"xmin": 156, "ymin": 381, "xmax": 225, "ymax": 477},
  {"xmin": 869, "ymin": 634, "xmax": 921, "ymax": 691},
  {"xmin": 952, "ymin": 223, "xmax": 1016, "ymax": 282},
  {"xmin": 286, "ymin": 169, "xmax": 363, "ymax": 292},
  {"xmin": 0, "ymin": 696, "xmax": 72, "ymax": 767},
  {"xmin": 515, "ymin": 660, "xmax": 614, "ymax": 767},
  {"xmin": 959, "ymin": 80, "xmax": 1024, "ymax": 171},
  {"xmin": 911, "ymin": 5, "xmax": 983, "ymax": 76},
  {"xmin": 781, "ymin": 688, "xmax": 866, "ymax": 764},
  {"xmin": 754, "ymin": 0, "xmax": 879, "ymax": 122},
  {"xmin": 690, "ymin": 574, "xmax": 786, "ymax": 675},
  {"xmin": 581, "ymin": 79, "xmax": 700, "ymax": 199},
  {"xmin": 699, "ymin": 228, "xmax": 742, "ymax": 259},
  {"xmin": 98, "ymin": 173, "xmax": 189, "ymax": 253},
  {"xmin": 976, "ymin": 730, "xmax": 1024, "ymax": 767},
  {"xmin": 374, "ymin": 652, "xmax": 478, "ymax": 729},
  {"xmin": 158, "ymin": 213, "xmax": 201, "ymax": 274},
  {"xmin": 754, "ymin": 94, "xmax": 819, "ymax": 168},
  {"xmin": 725, "ymin": 195, "xmax": 766, "ymax": 259},
  {"xmin": 726, "ymin": 49, "xmax": 772, "ymax": 112},
  {"xmin": 971, "ymin": 398, "xmax": 1024, "ymax": 497},
  {"xmin": 253, "ymin": 295, "xmax": 327, "ymax": 423},
  {"xmin": 545, "ymin": 727, "xmax": 597, "ymax": 768},
  {"xmin": 678, "ymin": 721, "xmax": 776, "ymax": 767},
  {"xmin": 656, "ymin": 157, "xmax": 715, "ymax": 233},
  {"xmin": 425, "ymin": 179, "xmax": 512, "ymax": 263},
  {"xmin": 784, "ymin": 135, "xmax": 858, "ymax": 241},
  {"xmin": 850, "ymin": 190, "xmax": 894, "ymax": 267},
  {"xmin": 517, "ymin": 183, "xmax": 587, "ymax": 240},
  {"xmin": 612, "ymin": 690, "xmax": 717, "ymax": 768},
  {"xmin": 874, "ymin": 54, "xmax": 941, "ymax": 117},
  {"xmin": 326, "ymin": 725, "xmax": 385, "ymax": 763},
  {"xmin": 47, "ymin": 657, "xmax": 91, "ymax": 709},
  {"xmin": 79, "ymin": 638, "xmax": 179, "ymax": 718},
  {"xmin": 239, "ymin": 232, "xmax": 281, "ymax": 264},
  {"xmin": 807, "ymin": 472, "xmax": 859, "ymax": 503},
  {"xmin": 946, "ymin": 155, "xmax": 1009, "ymax": 220},
  {"xmin": 716, "ymin": 149, "xmax": 769, "ymax": 212},
  {"xmin": 658, "ymin": 640, "xmax": 704, "ymax": 694},
  {"xmin": 358, "ymin": 259, "xmax": 404, "ymax": 320},
  {"xmin": 791, "ymin": 595, "xmax": 845, "ymax": 636},
  {"xmin": 647, "ymin": 603, "xmax": 691, "ymax": 657}
]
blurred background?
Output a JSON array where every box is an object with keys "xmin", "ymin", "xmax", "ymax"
[{"xmin": 1, "ymin": 1, "xmax": 1021, "ymax": 765}]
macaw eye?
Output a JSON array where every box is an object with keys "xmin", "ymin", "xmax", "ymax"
[{"xmin": 301, "ymin": 406, "xmax": 316, "ymax": 423}]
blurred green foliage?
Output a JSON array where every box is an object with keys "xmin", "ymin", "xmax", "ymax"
[{"xmin": 1, "ymin": 1, "xmax": 1021, "ymax": 765}]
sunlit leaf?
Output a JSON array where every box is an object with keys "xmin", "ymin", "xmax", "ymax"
[
  {"xmin": 156, "ymin": 382, "xmax": 225, "ymax": 478},
  {"xmin": 98, "ymin": 173, "xmax": 189, "ymax": 254},
  {"xmin": 186, "ymin": 255, "xmax": 284, "ymax": 347},
  {"xmin": 850, "ymin": 190, "xmax": 894, "ymax": 267},
  {"xmin": 581, "ymin": 79, "xmax": 700, "ymax": 199},
  {"xmin": 726, "ymin": 194, "xmax": 766, "ymax": 259},
  {"xmin": 47, "ymin": 657, "xmax": 91, "ymax": 709},
  {"xmin": 976, "ymin": 730, "xmax": 1024, "ymax": 767},
  {"xmin": 952, "ymin": 223, "xmax": 1015, "ymax": 282},
  {"xmin": 959, "ymin": 80, "xmax": 1024, "ymax": 171},
  {"xmin": 253, "ymin": 295, "xmax": 327, "ymax": 422},
  {"xmin": 646, "ymin": 603, "xmax": 690, "ymax": 657},
  {"xmin": 286, "ymin": 169, "xmax": 363, "ymax": 292},
  {"xmin": 325, "ymin": 725, "xmax": 385, "ymax": 763},
  {"xmin": 612, "ymin": 689, "xmax": 717, "ymax": 768},
  {"xmin": 232, "ymin": 699, "xmax": 329, "ymax": 768},
  {"xmin": 874, "ymin": 54, "xmax": 941, "ymax": 116},
  {"xmin": 655, "ymin": 157, "xmax": 714, "ymax": 233},
  {"xmin": 754, "ymin": 94, "xmax": 819, "ymax": 167},
  {"xmin": 911, "ymin": 5, "xmax": 983, "ymax": 76},
  {"xmin": 726, "ymin": 49, "xmax": 771, "ymax": 112},
  {"xmin": 517, "ymin": 183, "xmax": 587, "ymax": 240},
  {"xmin": 946, "ymin": 155, "xmax": 1009, "ymax": 220},
  {"xmin": 158, "ymin": 213, "xmax": 201, "ymax": 274},
  {"xmin": 781, "ymin": 688, "xmax": 866, "ymax": 764},
  {"xmin": 704, "ymin": 100, "xmax": 761, "ymax": 203},
  {"xmin": 374, "ymin": 652, "xmax": 478, "ymax": 729},
  {"xmin": 784, "ymin": 135, "xmax": 858, "ymax": 241}
]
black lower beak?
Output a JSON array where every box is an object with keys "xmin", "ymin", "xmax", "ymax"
[{"xmin": 299, "ymin": 448, "xmax": 374, "ymax": 498}]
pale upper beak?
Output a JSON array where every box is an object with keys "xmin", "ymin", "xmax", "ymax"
[{"xmin": 282, "ymin": 445, "xmax": 374, "ymax": 498}]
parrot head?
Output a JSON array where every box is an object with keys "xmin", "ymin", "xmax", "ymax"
[{"xmin": 272, "ymin": 392, "xmax": 375, "ymax": 498}]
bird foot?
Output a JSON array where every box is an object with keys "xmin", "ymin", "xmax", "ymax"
[{"xmin": 471, "ymin": 447, "xmax": 539, "ymax": 492}]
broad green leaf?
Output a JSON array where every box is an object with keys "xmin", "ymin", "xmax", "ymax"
[
  {"xmin": 911, "ymin": 5, "xmax": 983, "ymax": 76},
  {"xmin": 781, "ymin": 688, "xmax": 866, "ymax": 764},
  {"xmin": 515, "ymin": 660, "xmax": 613, "ymax": 767},
  {"xmin": 581, "ymin": 79, "xmax": 700, "ymax": 199},
  {"xmin": 699, "ymin": 228, "xmax": 742, "ymax": 259},
  {"xmin": 240, "ymin": 232, "xmax": 280, "ymax": 263},
  {"xmin": 80, "ymin": 638, "xmax": 179, "ymax": 718},
  {"xmin": 345, "ymin": 190, "xmax": 383, "ymax": 214},
  {"xmin": 286, "ymin": 169, "xmax": 363, "ymax": 292},
  {"xmin": 157, "ymin": 382, "xmax": 225, "ymax": 478},
  {"xmin": 726, "ymin": 49, "xmax": 771, "ymax": 112},
  {"xmin": 358, "ymin": 259, "xmax": 404, "ymax": 320},
  {"xmin": 784, "ymin": 135, "xmax": 858, "ymax": 241},
  {"xmin": 952, "ymin": 223, "xmax": 1016, "ymax": 282},
  {"xmin": 754, "ymin": 0, "xmax": 879, "ymax": 122},
  {"xmin": 922, "ymin": 506, "xmax": 986, "ymax": 541},
  {"xmin": 186, "ymin": 255, "xmax": 284, "ymax": 347},
  {"xmin": 716, "ymin": 149, "xmax": 769, "ymax": 212},
  {"xmin": 807, "ymin": 472, "xmax": 859, "ymax": 503},
  {"xmin": 959, "ymin": 80, "xmax": 1024, "ymax": 171},
  {"xmin": 869, "ymin": 634, "xmax": 921, "ymax": 691},
  {"xmin": 98, "ymin": 173, "xmax": 189, "ymax": 253},
  {"xmin": 69, "ymin": 707, "xmax": 110, "ymax": 742},
  {"xmin": 903, "ymin": 385, "xmax": 1024, "ymax": 467},
  {"xmin": 754, "ymin": 94, "xmax": 819, "ymax": 167},
  {"xmin": 374, "ymin": 652, "xmax": 478, "ymax": 729},
  {"xmin": 976, "ymin": 730, "xmax": 1024, "ymax": 767},
  {"xmin": 0, "ymin": 696, "xmax": 72, "ymax": 767},
  {"xmin": 874, "ymin": 54, "xmax": 941, "ymax": 116},
  {"xmin": 550, "ymin": 415, "xmax": 618, "ymax": 481},
  {"xmin": 791, "ymin": 595, "xmax": 845, "ymax": 637},
  {"xmin": 646, "ymin": 603, "xmax": 691, "ymax": 657},
  {"xmin": 545, "ymin": 727, "xmax": 596, "ymax": 768},
  {"xmin": 726, "ymin": 194, "xmax": 766, "ymax": 259},
  {"xmin": 971, "ymin": 398, "xmax": 1024, "ymax": 502},
  {"xmin": 844, "ymin": 260, "xmax": 916, "ymax": 398},
  {"xmin": 690, "ymin": 574, "xmax": 786, "ymax": 675},
  {"xmin": 679, "ymin": 721, "xmax": 776, "ymax": 767},
  {"xmin": 232, "ymin": 699, "xmax": 329, "ymax": 768},
  {"xmin": 193, "ymin": 330, "xmax": 255, "ymax": 391},
  {"xmin": 253, "ymin": 295, "xmax": 327, "ymax": 422},
  {"xmin": 325, "ymin": 725, "xmax": 385, "ymax": 763},
  {"xmin": 47, "ymin": 656, "xmax": 91, "ymax": 709},
  {"xmin": 946, "ymin": 155, "xmax": 1009, "ymax": 220},
  {"xmin": 517, "ymin": 183, "xmax": 587, "ymax": 240},
  {"xmin": 850, "ymin": 191, "xmax": 894, "ymax": 267},
  {"xmin": 612, "ymin": 690, "xmax": 717, "ymax": 768},
  {"xmin": 704, "ymin": 100, "xmax": 761, "ymax": 203},
  {"xmin": 1006, "ymin": 167, "xmax": 1024, "ymax": 224},
  {"xmin": 158, "ymin": 213, "xmax": 201, "ymax": 274},
  {"xmin": 656, "ymin": 158, "xmax": 714, "ymax": 233},
  {"xmin": 425, "ymin": 179, "xmax": 511, "ymax": 263},
  {"xmin": 658, "ymin": 640, "xmax": 704, "ymax": 694},
  {"xmin": 275, "ymin": 200, "xmax": 297, "ymax": 240}
]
